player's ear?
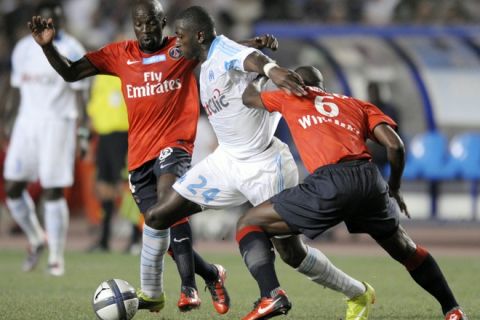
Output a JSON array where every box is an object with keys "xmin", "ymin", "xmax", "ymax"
[
  {"xmin": 198, "ymin": 31, "xmax": 205, "ymax": 44},
  {"xmin": 161, "ymin": 17, "xmax": 167, "ymax": 28}
]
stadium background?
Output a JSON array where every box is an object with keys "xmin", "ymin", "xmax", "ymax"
[{"xmin": 0, "ymin": 0, "xmax": 479, "ymax": 313}]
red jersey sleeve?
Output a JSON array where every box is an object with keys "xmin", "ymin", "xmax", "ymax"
[
  {"xmin": 85, "ymin": 41, "xmax": 127, "ymax": 76},
  {"xmin": 260, "ymin": 90, "xmax": 288, "ymax": 113},
  {"xmin": 358, "ymin": 99, "xmax": 398, "ymax": 140}
]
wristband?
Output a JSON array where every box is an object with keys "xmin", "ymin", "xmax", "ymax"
[{"xmin": 263, "ymin": 62, "xmax": 278, "ymax": 77}]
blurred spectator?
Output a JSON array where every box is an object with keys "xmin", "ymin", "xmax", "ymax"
[
  {"xmin": 345, "ymin": 0, "xmax": 365, "ymax": 23},
  {"xmin": 363, "ymin": 0, "xmax": 399, "ymax": 25},
  {"xmin": 302, "ymin": 0, "xmax": 334, "ymax": 22},
  {"xmin": 262, "ymin": 0, "xmax": 299, "ymax": 21},
  {"xmin": 393, "ymin": 0, "xmax": 479, "ymax": 24}
]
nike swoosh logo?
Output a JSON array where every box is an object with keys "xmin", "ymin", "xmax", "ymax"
[
  {"xmin": 258, "ymin": 297, "xmax": 281, "ymax": 314},
  {"xmin": 173, "ymin": 237, "xmax": 190, "ymax": 243},
  {"xmin": 127, "ymin": 60, "xmax": 140, "ymax": 65},
  {"xmin": 160, "ymin": 163, "xmax": 173, "ymax": 169},
  {"xmin": 353, "ymin": 306, "xmax": 367, "ymax": 320}
]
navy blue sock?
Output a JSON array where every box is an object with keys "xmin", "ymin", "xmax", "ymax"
[
  {"xmin": 237, "ymin": 227, "xmax": 279, "ymax": 298},
  {"xmin": 406, "ymin": 246, "xmax": 458, "ymax": 314},
  {"xmin": 170, "ymin": 222, "xmax": 196, "ymax": 289}
]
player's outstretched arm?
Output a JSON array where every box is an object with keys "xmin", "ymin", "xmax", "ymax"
[
  {"xmin": 28, "ymin": 16, "xmax": 98, "ymax": 82},
  {"xmin": 373, "ymin": 123, "xmax": 410, "ymax": 218},
  {"xmin": 243, "ymin": 51, "xmax": 307, "ymax": 97},
  {"xmin": 238, "ymin": 34, "xmax": 278, "ymax": 51}
]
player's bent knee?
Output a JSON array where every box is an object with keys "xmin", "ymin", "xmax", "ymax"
[
  {"xmin": 236, "ymin": 214, "xmax": 252, "ymax": 232},
  {"xmin": 236, "ymin": 210, "xmax": 264, "ymax": 232},
  {"xmin": 4, "ymin": 181, "xmax": 26, "ymax": 199},
  {"xmin": 272, "ymin": 236, "xmax": 307, "ymax": 268},
  {"xmin": 143, "ymin": 207, "xmax": 170, "ymax": 230}
]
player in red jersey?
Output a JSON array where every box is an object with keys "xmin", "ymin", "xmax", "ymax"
[
  {"xmin": 237, "ymin": 66, "xmax": 469, "ymax": 320},
  {"xmin": 28, "ymin": 0, "xmax": 278, "ymax": 314}
]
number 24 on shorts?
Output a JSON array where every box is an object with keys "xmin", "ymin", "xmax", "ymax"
[{"xmin": 179, "ymin": 174, "xmax": 220, "ymax": 203}]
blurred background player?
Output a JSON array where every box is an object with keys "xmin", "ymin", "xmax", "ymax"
[
  {"xmin": 3, "ymin": 0, "xmax": 89, "ymax": 276},
  {"xmin": 85, "ymin": 73, "xmax": 141, "ymax": 253},
  {"xmin": 238, "ymin": 65, "xmax": 468, "ymax": 320}
]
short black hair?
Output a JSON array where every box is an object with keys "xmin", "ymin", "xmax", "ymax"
[
  {"xmin": 133, "ymin": 0, "xmax": 164, "ymax": 18},
  {"xmin": 176, "ymin": 6, "xmax": 216, "ymax": 42},
  {"xmin": 295, "ymin": 66, "xmax": 324, "ymax": 89}
]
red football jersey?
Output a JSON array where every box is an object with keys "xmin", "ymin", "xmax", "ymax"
[
  {"xmin": 261, "ymin": 87, "xmax": 397, "ymax": 173},
  {"xmin": 85, "ymin": 37, "xmax": 199, "ymax": 170}
]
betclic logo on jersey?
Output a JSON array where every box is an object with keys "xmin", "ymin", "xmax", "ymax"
[{"xmin": 202, "ymin": 88, "xmax": 229, "ymax": 116}]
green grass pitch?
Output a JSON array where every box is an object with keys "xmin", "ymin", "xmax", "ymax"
[{"xmin": 0, "ymin": 249, "xmax": 478, "ymax": 319}]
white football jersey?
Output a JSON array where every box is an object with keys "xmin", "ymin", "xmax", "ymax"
[
  {"xmin": 10, "ymin": 32, "xmax": 89, "ymax": 119},
  {"xmin": 199, "ymin": 35, "xmax": 281, "ymax": 159}
]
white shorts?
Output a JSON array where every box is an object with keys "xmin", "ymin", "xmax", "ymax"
[
  {"xmin": 173, "ymin": 137, "xmax": 299, "ymax": 208},
  {"xmin": 3, "ymin": 116, "xmax": 76, "ymax": 188}
]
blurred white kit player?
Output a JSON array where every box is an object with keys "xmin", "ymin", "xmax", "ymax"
[{"xmin": 4, "ymin": 31, "xmax": 88, "ymax": 276}]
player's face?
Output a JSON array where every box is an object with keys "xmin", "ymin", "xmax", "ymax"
[
  {"xmin": 133, "ymin": 5, "xmax": 166, "ymax": 53},
  {"xmin": 174, "ymin": 21, "xmax": 200, "ymax": 60}
]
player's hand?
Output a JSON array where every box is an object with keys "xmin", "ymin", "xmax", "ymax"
[
  {"xmin": 28, "ymin": 16, "xmax": 55, "ymax": 47},
  {"xmin": 389, "ymin": 188, "xmax": 410, "ymax": 219},
  {"xmin": 268, "ymin": 67, "xmax": 307, "ymax": 96},
  {"xmin": 254, "ymin": 34, "xmax": 278, "ymax": 51}
]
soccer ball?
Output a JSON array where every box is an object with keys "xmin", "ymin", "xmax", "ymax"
[{"xmin": 92, "ymin": 279, "xmax": 139, "ymax": 320}]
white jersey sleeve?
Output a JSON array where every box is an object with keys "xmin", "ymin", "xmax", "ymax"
[
  {"xmin": 199, "ymin": 35, "xmax": 281, "ymax": 159},
  {"xmin": 10, "ymin": 33, "xmax": 89, "ymax": 120}
]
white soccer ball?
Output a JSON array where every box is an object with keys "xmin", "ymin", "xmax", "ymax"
[{"xmin": 92, "ymin": 279, "xmax": 139, "ymax": 320}]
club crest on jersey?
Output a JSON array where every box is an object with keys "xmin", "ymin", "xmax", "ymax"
[
  {"xmin": 169, "ymin": 47, "xmax": 182, "ymax": 59},
  {"xmin": 142, "ymin": 54, "xmax": 166, "ymax": 65},
  {"xmin": 224, "ymin": 59, "xmax": 240, "ymax": 71},
  {"xmin": 158, "ymin": 147, "xmax": 173, "ymax": 162}
]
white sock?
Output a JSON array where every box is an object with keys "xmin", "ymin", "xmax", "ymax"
[
  {"xmin": 141, "ymin": 224, "xmax": 170, "ymax": 298},
  {"xmin": 6, "ymin": 191, "xmax": 45, "ymax": 248},
  {"xmin": 44, "ymin": 198, "xmax": 69, "ymax": 266},
  {"xmin": 296, "ymin": 246, "xmax": 365, "ymax": 299}
]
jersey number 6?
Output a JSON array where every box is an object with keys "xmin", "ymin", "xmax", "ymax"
[{"xmin": 314, "ymin": 95, "xmax": 339, "ymax": 118}]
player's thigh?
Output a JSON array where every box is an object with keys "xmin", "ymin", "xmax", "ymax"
[
  {"xmin": 270, "ymin": 173, "xmax": 345, "ymax": 239},
  {"xmin": 39, "ymin": 118, "xmax": 76, "ymax": 188},
  {"xmin": 344, "ymin": 162, "xmax": 400, "ymax": 239},
  {"xmin": 128, "ymin": 159, "xmax": 158, "ymax": 214},
  {"xmin": 173, "ymin": 151, "xmax": 247, "ymax": 208},
  {"xmin": 238, "ymin": 139, "xmax": 299, "ymax": 206},
  {"xmin": 4, "ymin": 117, "xmax": 38, "ymax": 182}
]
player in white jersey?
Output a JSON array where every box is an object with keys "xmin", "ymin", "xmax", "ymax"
[
  {"xmin": 143, "ymin": 6, "xmax": 375, "ymax": 320},
  {"xmin": 2, "ymin": 1, "xmax": 88, "ymax": 276}
]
